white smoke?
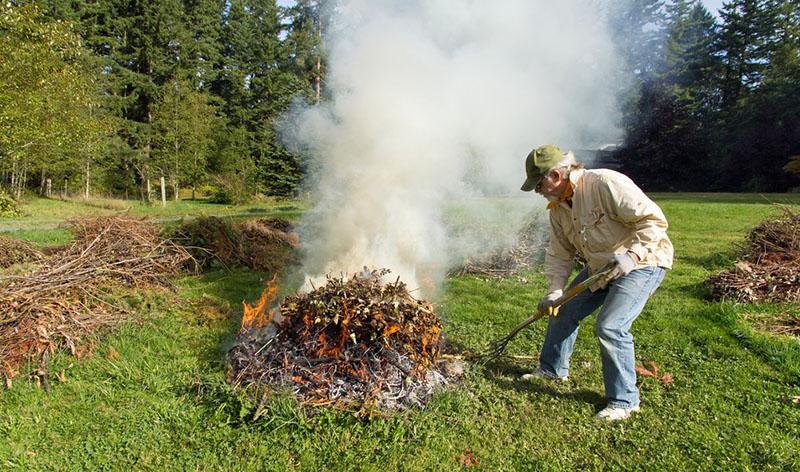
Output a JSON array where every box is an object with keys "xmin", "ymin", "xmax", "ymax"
[{"xmin": 286, "ymin": 0, "xmax": 621, "ymax": 298}]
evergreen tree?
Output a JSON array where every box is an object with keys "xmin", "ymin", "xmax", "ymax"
[
  {"xmin": 615, "ymin": 1, "xmax": 721, "ymax": 190},
  {"xmin": 283, "ymin": 0, "xmax": 328, "ymax": 103},
  {"xmin": 715, "ymin": 0, "xmax": 800, "ymax": 191}
]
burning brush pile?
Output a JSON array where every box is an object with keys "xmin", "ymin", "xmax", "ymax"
[
  {"xmin": 229, "ymin": 269, "xmax": 461, "ymax": 411},
  {"xmin": 0, "ymin": 216, "xmax": 193, "ymax": 387},
  {"xmin": 708, "ymin": 207, "xmax": 800, "ymax": 302}
]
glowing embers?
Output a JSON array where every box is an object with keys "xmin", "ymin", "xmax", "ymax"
[{"xmin": 228, "ymin": 268, "xmax": 460, "ymax": 411}]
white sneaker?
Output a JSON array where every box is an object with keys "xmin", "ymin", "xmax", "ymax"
[
  {"xmin": 595, "ymin": 404, "xmax": 640, "ymax": 421},
  {"xmin": 520, "ymin": 368, "xmax": 569, "ymax": 382}
]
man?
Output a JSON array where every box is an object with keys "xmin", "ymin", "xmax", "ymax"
[{"xmin": 520, "ymin": 144, "xmax": 673, "ymax": 421}]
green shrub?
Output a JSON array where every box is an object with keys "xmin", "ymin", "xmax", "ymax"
[
  {"xmin": 0, "ymin": 191, "xmax": 19, "ymax": 218},
  {"xmin": 208, "ymin": 174, "xmax": 251, "ymax": 205}
]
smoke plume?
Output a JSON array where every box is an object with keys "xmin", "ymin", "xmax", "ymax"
[{"xmin": 285, "ymin": 0, "xmax": 621, "ymax": 298}]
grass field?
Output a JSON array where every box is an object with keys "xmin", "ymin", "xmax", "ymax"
[
  {"xmin": 1, "ymin": 194, "xmax": 799, "ymax": 470},
  {"xmin": 0, "ymin": 196, "xmax": 308, "ymax": 246}
]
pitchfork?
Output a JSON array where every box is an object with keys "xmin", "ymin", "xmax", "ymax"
[{"xmin": 479, "ymin": 264, "xmax": 616, "ymax": 363}]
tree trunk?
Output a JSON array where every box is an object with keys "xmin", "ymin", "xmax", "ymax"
[
  {"xmin": 16, "ymin": 166, "xmax": 26, "ymax": 199},
  {"xmin": 46, "ymin": 179, "xmax": 52, "ymax": 197},
  {"xmin": 172, "ymin": 178, "xmax": 179, "ymax": 201},
  {"xmin": 315, "ymin": 55, "xmax": 322, "ymax": 104},
  {"xmin": 62, "ymin": 177, "xmax": 68, "ymax": 198},
  {"xmin": 84, "ymin": 160, "xmax": 90, "ymax": 199},
  {"xmin": 146, "ymin": 178, "xmax": 152, "ymax": 202},
  {"xmin": 39, "ymin": 169, "xmax": 46, "ymax": 195},
  {"xmin": 160, "ymin": 176, "xmax": 166, "ymax": 207}
]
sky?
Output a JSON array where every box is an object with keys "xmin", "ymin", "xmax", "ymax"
[{"xmin": 701, "ymin": 0, "xmax": 726, "ymax": 17}]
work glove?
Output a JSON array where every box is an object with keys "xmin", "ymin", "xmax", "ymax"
[
  {"xmin": 538, "ymin": 290, "xmax": 563, "ymax": 317},
  {"xmin": 610, "ymin": 252, "xmax": 638, "ymax": 280}
]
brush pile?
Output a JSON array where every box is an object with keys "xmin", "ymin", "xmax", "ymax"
[
  {"xmin": 708, "ymin": 207, "xmax": 800, "ymax": 302},
  {"xmin": 0, "ymin": 216, "xmax": 193, "ymax": 387},
  {"xmin": 229, "ymin": 269, "xmax": 460, "ymax": 411},
  {"xmin": 451, "ymin": 216, "xmax": 546, "ymax": 277},
  {"xmin": 0, "ymin": 235, "xmax": 43, "ymax": 268},
  {"xmin": 174, "ymin": 216, "xmax": 300, "ymax": 272}
]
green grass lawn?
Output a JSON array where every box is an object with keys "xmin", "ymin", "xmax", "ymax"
[
  {"xmin": 1, "ymin": 193, "xmax": 799, "ymax": 470},
  {"xmin": 0, "ymin": 196, "xmax": 308, "ymax": 246}
]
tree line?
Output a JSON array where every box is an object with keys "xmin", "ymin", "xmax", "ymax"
[
  {"xmin": 611, "ymin": 0, "xmax": 800, "ymax": 192},
  {"xmin": 1, "ymin": 0, "xmax": 798, "ymax": 201},
  {"xmin": 1, "ymin": 0, "xmax": 325, "ymax": 202}
]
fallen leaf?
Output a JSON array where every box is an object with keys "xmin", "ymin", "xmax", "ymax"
[
  {"xmin": 57, "ymin": 371, "xmax": 67, "ymax": 383},
  {"xmin": 457, "ymin": 450, "xmax": 479, "ymax": 467},
  {"xmin": 635, "ymin": 364, "xmax": 656, "ymax": 378},
  {"xmin": 105, "ymin": 346, "xmax": 119, "ymax": 360},
  {"xmin": 660, "ymin": 373, "xmax": 674, "ymax": 386}
]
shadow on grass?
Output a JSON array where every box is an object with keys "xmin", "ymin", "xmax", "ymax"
[
  {"xmin": 479, "ymin": 359, "xmax": 606, "ymax": 408},
  {"xmin": 682, "ymin": 251, "xmax": 738, "ymax": 271}
]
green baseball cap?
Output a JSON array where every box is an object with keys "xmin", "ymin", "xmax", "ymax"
[{"xmin": 520, "ymin": 144, "xmax": 563, "ymax": 192}]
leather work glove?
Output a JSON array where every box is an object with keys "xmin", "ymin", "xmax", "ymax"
[
  {"xmin": 538, "ymin": 290, "xmax": 563, "ymax": 317},
  {"xmin": 610, "ymin": 252, "xmax": 638, "ymax": 280}
]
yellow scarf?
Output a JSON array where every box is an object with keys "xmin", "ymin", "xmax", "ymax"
[{"xmin": 546, "ymin": 182, "xmax": 574, "ymax": 210}]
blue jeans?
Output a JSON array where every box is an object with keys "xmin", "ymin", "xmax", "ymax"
[{"xmin": 539, "ymin": 266, "xmax": 666, "ymax": 408}]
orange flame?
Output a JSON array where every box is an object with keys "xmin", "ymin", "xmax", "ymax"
[
  {"xmin": 315, "ymin": 300, "xmax": 354, "ymax": 358},
  {"xmin": 241, "ymin": 274, "xmax": 279, "ymax": 333}
]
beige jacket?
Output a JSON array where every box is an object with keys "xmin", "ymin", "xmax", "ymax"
[{"xmin": 544, "ymin": 168, "xmax": 673, "ymax": 292}]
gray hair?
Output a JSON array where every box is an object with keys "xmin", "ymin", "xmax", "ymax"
[{"xmin": 547, "ymin": 150, "xmax": 583, "ymax": 177}]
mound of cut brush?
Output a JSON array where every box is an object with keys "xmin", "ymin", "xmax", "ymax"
[
  {"xmin": 228, "ymin": 269, "xmax": 461, "ymax": 411},
  {"xmin": 0, "ymin": 216, "xmax": 193, "ymax": 388},
  {"xmin": 174, "ymin": 216, "xmax": 300, "ymax": 272},
  {"xmin": 0, "ymin": 235, "xmax": 43, "ymax": 268},
  {"xmin": 451, "ymin": 215, "xmax": 546, "ymax": 278},
  {"xmin": 708, "ymin": 207, "xmax": 800, "ymax": 302}
]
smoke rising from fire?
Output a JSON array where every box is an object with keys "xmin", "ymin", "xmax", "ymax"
[{"xmin": 285, "ymin": 0, "xmax": 621, "ymax": 298}]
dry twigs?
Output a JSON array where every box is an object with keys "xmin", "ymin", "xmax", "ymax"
[
  {"xmin": 174, "ymin": 216, "xmax": 300, "ymax": 272},
  {"xmin": 451, "ymin": 216, "xmax": 546, "ymax": 278},
  {"xmin": 708, "ymin": 207, "xmax": 800, "ymax": 303},
  {"xmin": 228, "ymin": 269, "xmax": 461, "ymax": 411},
  {"xmin": 0, "ymin": 235, "xmax": 43, "ymax": 268},
  {"xmin": 0, "ymin": 216, "xmax": 193, "ymax": 387}
]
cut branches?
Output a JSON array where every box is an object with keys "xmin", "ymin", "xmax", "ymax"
[
  {"xmin": 708, "ymin": 207, "xmax": 800, "ymax": 303},
  {"xmin": 0, "ymin": 216, "xmax": 193, "ymax": 387},
  {"xmin": 451, "ymin": 216, "xmax": 546, "ymax": 278}
]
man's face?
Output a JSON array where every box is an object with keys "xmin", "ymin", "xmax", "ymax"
[{"xmin": 534, "ymin": 169, "xmax": 565, "ymax": 200}]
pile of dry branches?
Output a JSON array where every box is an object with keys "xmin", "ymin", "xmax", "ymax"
[
  {"xmin": 229, "ymin": 269, "xmax": 460, "ymax": 410},
  {"xmin": 708, "ymin": 207, "xmax": 800, "ymax": 302},
  {"xmin": 451, "ymin": 217, "xmax": 546, "ymax": 278},
  {"xmin": 174, "ymin": 216, "xmax": 300, "ymax": 272},
  {"xmin": 239, "ymin": 218, "xmax": 301, "ymax": 272},
  {"xmin": 0, "ymin": 216, "xmax": 193, "ymax": 387},
  {"xmin": 0, "ymin": 235, "xmax": 43, "ymax": 268}
]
